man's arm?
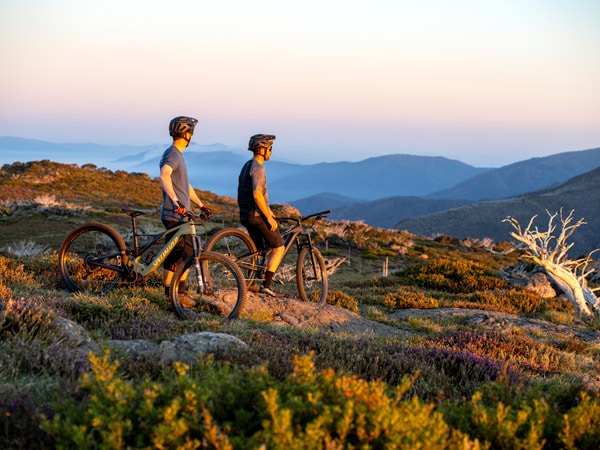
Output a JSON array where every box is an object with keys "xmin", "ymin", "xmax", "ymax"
[
  {"xmin": 188, "ymin": 184, "xmax": 205, "ymax": 208},
  {"xmin": 253, "ymin": 189, "xmax": 277, "ymax": 231},
  {"xmin": 159, "ymin": 165, "xmax": 178, "ymax": 203}
]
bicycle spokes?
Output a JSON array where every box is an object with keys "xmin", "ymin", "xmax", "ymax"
[
  {"xmin": 170, "ymin": 252, "xmax": 247, "ymax": 320},
  {"xmin": 59, "ymin": 224, "xmax": 126, "ymax": 294}
]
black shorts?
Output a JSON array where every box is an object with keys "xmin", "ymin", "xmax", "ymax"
[
  {"xmin": 162, "ymin": 219, "xmax": 194, "ymax": 272},
  {"xmin": 240, "ymin": 211, "xmax": 284, "ymax": 250}
]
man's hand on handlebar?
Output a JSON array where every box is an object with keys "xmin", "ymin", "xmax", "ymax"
[
  {"xmin": 200, "ymin": 206, "xmax": 212, "ymax": 220},
  {"xmin": 175, "ymin": 201, "xmax": 187, "ymax": 216}
]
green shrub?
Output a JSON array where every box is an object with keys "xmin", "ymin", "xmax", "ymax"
[
  {"xmin": 468, "ymin": 288, "xmax": 546, "ymax": 314},
  {"xmin": 326, "ymin": 289, "xmax": 358, "ymax": 312},
  {"xmin": 383, "ymin": 286, "xmax": 440, "ymax": 309},
  {"xmin": 363, "ymin": 247, "xmax": 397, "ymax": 259},
  {"xmin": 42, "ymin": 351, "xmax": 475, "ymax": 449},
  {"xmin": 397, "ymin": 258, "xmax": 507, "ymax": 293},
  {"xmin": 254, "ymin": 353, "xmax": 465, "ymax": 449}
]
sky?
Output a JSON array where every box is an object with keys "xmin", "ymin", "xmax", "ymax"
[{"xmin": 1, "ymin": 0, "xmax": 599, "ymax": 167}]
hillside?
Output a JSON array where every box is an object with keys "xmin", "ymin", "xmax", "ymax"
[
  {"xmin": 397, "ymin": 166, "xmax": 600, "ymax": 255},
  {"xmin": 315, "ymin": 196, "xmax": 473, "ymax": 228},
  {"xmin": 288, "ymin": 146, "xmax": 600, "ymax": 226},
  {"xmin": 428, "ymin": 146, "xmax": 600, "ymax": 201},
  {"xmin": 132, "ymin": 151, "xmax": 489, "ymax": 203},
  {"xmin": 3, "ymin": 159, "xmax": 600, "ymax": 448},
  {"xmin": 0, "ymin": 159, "xmax": 238, "ymax": 214},
  {"xmin": 0, "ymin": 137, "xmax": 489, "ymax": 203},
  {"xmin": 267, "ymin": 154, "xmax": 488, "ymax": 202}
]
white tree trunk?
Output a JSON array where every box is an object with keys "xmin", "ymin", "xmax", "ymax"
[
  {"xmin": 533, "ymin": 257, "xmax": 594, "ymax": 317},
  {"xmin": 504, "ymin": 210, "xmax": 600, "ymax": 318}
]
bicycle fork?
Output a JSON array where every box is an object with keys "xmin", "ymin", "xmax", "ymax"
[
  {"xmin": 191, "ymin": 236, "xmax": 206, "ymax": 293},
  {"xmin": 304, "ymin": 234, "xmax": 320, "ymax": 281}
]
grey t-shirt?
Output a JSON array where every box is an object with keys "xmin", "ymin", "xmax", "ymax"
[{"xmin": 160, "ymin": 146, "xmax": 190, "ymax": 221}]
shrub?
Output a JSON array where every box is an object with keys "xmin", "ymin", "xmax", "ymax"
[
  {"xmin": 326, "ymin": 289, "xmax": 358, "ymax": 312},
  {"xmin": 42, "ymin": 351, "xmax": 474, "ymax": 449},
  {"xmin": 383, "ymin": 286, "xmax": 440, "ymax": 309},
  {"xmin": 397, "ymin": 258, "xmax": 507, "ymax": 293}
]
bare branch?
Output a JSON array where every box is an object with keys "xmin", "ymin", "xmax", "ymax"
[{"xmin": 505, "ymin": 209, "xmax": 599, "ymax": 317}]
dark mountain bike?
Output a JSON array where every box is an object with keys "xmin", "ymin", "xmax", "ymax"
[
  {"xmin": 58, "ymin": 208, "xmax": 247, "ymax": 320},
  {"xmin": 205, "ymin": 210, "xmax": 330, "ymax": 304}
]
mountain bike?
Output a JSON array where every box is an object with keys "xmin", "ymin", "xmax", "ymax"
[
  {"xmin": 58, "ymin": 208, "xmax": 247, "ymax": 320},
  {"xmin": 205, "ymin": 210, "xmax": 331, "ymax": 304}
]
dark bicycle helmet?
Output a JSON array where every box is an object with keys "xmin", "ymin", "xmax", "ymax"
[
  {"xmin": 248, "ymin": 134, "xmax": 276, "ymax": 156},
  {"xmin": 169, "ymin": 116, "xmax": 198, "ymax": 139}
]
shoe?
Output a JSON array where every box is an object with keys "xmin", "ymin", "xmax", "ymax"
[{"xmin": 259, "ymin": 285, "xmax": 284, "ymax": 298}]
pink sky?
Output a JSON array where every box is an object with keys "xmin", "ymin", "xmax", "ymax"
[{"xmin": 1, "ymin": 0, "xmax": 599, "ymax": 167}]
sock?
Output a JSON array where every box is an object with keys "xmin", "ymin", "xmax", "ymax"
[
  {"xmin": 263, "ymin": 270, "xmax": 275, "ymax": 289},
  {"xmin": 164, "ymin": 286, "xmax": 170, "ymax": 297}
]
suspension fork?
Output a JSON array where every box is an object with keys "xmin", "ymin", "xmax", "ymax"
[
  {"xmin": 303, "ymin": 233, "xmax": 319, "ymax": 275},
  {"xmin": 191, "ymin": 235, "xmax": 206, "ymax": 291}
]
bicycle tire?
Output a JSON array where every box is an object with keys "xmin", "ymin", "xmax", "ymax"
[
  {"xmin": 58, "ymin": 222, "xmax": 127, "ymax": 294},
  {"xmin": 296, "ymin": 246, "xmax": 328, "ymax": 304},
  {"xmin": 170, "ymin": 251, "xmax": 247, "ymax": 320},
  {"xmin": 205, "ymin": 228, "xmax": 258, "ymax": 286}
]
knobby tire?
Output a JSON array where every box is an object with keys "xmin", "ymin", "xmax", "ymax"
[{"xmin": 58, "ymin": 222, "xmax": 127, "ymax": 294}]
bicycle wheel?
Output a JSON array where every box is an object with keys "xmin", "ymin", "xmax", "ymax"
[
  {"xmin": 296, "ymin": 246, "xmax": 328, "ymax": 304},
  {"xmin": 205, "ymin": 228, "xmax": 258, "ymax": 285},
  {"xmin": 170, "ymin": 251, "xmax": 247, "ymax": 320},
  {"xmin": 58, "ymin": 222, "xmax": 127, "ymax": 294}
]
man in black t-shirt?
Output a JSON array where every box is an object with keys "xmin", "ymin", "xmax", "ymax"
[{"xmin": 238, "ymin": 134, "xmax": 285, "ymax": 297}]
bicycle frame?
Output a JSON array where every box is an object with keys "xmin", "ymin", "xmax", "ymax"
[
  {"xmin": 237, "ymin": 211, "xmax": 325, "ymax": 274},
  {"xmin": 129, "ymin": 219, "xmax": 202, "ymax": 278}
]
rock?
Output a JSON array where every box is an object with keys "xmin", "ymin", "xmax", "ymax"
[
  {"xmin": 53, "ymin": 316, "xmax": 101, "ymax": 354},
  {"xmin": 505, "ymin": 271, "xmax": 557, "ymax": 298},
  {"xmin": 158, "ymin": 332, "xmax": 248, "ymax": 366},
  {"xmin": 107, "ymin": 339, "xmax": 159, "ymax": 358}
]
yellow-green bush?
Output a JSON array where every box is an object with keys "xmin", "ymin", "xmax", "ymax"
[
  {"xmin": 42, "ymin": 350, "xmax": 480, "ymax": 449},
  {"xmin": 383, "ymin": 285, "xmax": 440, "ymax": 309},
  {"xmin": 398, "ymin": 258, "xmax": 507, "ymax": 293},
  {"xmin": 326, "ymin": 289, "xmax": 358, "ymax": 312}
]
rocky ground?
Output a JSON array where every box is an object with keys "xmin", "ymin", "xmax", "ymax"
[{"xmin": 242, "ymin": 290, "xmax": 600, "ymax": 344}]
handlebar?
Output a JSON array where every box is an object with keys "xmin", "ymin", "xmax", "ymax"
[
  {"xmin": 277, "ymin": 209, "xmax": 331, "ymax": 225},
  {"xmin": 185, "ymin": 210, "xmax": 210, "ymax": 221}
]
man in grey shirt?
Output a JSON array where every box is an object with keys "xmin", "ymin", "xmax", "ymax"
[{"xmin": 159, "ymin": 116, "xmax": 212, "ymax": 308}]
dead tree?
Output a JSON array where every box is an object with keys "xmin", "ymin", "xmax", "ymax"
[{"xmin": 503, "ymin": 209, "xmax": 600, "ymax": 317}]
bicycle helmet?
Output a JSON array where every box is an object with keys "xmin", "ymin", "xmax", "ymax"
[
  {"xmin": 169, "ymin": 116, "xmax": 198, "ymax": 139},
  {"xmin": 248, "ymin": 134, "xmax": 276, "ymax": 156}
]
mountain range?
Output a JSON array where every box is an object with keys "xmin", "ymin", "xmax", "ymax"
[
  {"xmin": 396, "ymin": 166, "xmax": 600, "ymax": 255},
  {"xmin": 2, "ymin": 136, "xmax": 600, "ymax": 251}
]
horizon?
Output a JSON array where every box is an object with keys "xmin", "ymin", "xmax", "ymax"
[
  {"xmin": 1, "ymin": 1, "xmax": 599, "ymax": 168},
  {"xmin": 1, "ymin": 134, "xmax": 600, "ymax": 170}
]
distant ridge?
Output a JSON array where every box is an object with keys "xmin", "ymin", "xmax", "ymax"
[
  {"xmin": 396, "ymin": 166, "xmax": 600, "ymax": 255},
  {"xmin": 428, "ymin": 147, "xmax": 600, "ymax": 201},
  {"xmin": 268, "ymin": 154, "xmax": 489, "ymax": 202},
  {"xmin": 3, "ymin": 137, "xmax": 600, "ymax": 230}
]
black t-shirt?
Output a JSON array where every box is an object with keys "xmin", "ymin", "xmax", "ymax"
[{"xmin": 237, "ymin": 159, "xmax": 267, "ymax": 218}]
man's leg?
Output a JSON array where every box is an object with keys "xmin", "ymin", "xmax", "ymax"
[
  {"xmin": 162, "ymin": 222, "xmax": 195, "ymax": 308},
  {"xmin": 261, "ymin": 245, "xmax": 285, "ymax": 296}
]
